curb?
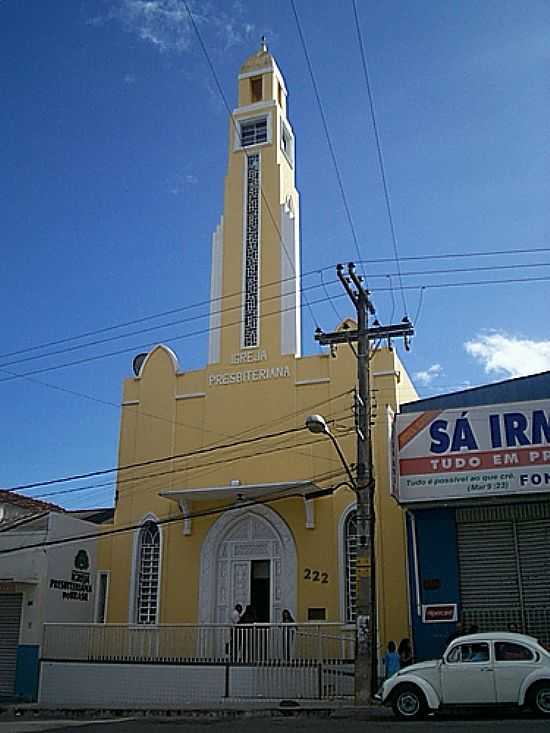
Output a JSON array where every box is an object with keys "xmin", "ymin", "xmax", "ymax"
[{"xmin": 0, "ymin": 702, "xmax": 390, "ymax": 722}]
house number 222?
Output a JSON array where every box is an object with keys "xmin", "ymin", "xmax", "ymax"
[{"xmin": 304, "ymin": 568, "xmax": 328, "ymax": 584}]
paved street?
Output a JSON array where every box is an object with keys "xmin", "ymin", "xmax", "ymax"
[{"xmin": 2, "ymin": 712, "xmax": 549, "ymax": 733}]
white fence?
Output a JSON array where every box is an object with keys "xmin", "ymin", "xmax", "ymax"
[
  {"xmin": 39, "ymin": 624, "xmax": 356, "ymax": 705},
  {"xmin": 42, "ymin": 623, "xmax": 355, "ymax": 665}
]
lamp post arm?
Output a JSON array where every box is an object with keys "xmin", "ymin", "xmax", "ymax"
[{"xmin": 327, "ymin": 431, "xmax": 356, "ymax": 490}]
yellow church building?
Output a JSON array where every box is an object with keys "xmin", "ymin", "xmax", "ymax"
[{"xmin": 99, "ymin": 43, "xmax": 417, "ymax": 659}]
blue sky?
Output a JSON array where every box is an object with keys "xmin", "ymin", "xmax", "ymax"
[{"xmin": 1, "ymin": 0, "xmax": 548, "ymax": 509}]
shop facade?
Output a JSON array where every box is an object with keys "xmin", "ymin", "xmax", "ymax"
[
  {"xmin": 395, "ymin": 371, "xmax": 550, "ymax": 661},
  {"xmin": 0, "ymin": 508, "xmax": 102, "ymax": 699}
]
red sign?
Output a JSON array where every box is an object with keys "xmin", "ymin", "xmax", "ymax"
[{"xmin": 422, "ymin": 604, "xmax": 457, "ymax": 623}]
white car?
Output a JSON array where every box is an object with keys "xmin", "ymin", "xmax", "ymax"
[{"xmin": 376, "ymin": 632, "xmax": 550, "ymax": 720}]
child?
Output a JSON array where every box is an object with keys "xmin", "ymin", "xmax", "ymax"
[{"xmin": 384, "ymin": 640, "xmax": 400, "ymax": 678}]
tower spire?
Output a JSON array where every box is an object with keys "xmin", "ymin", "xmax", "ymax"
[{"xmin": 208, "ymin": 48, "xmax": 301, "ymax": 364}]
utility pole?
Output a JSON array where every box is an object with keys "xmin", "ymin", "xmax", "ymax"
[{"xmin": 315, "ymin": 262, "xmax": 413, "ymax": 703}]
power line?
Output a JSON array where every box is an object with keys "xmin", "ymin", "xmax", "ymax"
[
  {"xmin": 3, "ymin": 258, "xmax": 548, "ymax": 375},
  {"xmin": 289, "ymin": 0, "xmax": 366, "ymax": 273},
  {"xmin": 372, "ymin": 273, "xmax": 550, "ymax": 293},
  {"xmin": 8, "ymin": 389, "xmax": 354, "ymax": 496},
  {"xmin": 0, "ymin": 469, "xmax": 352, "ymax": 556},
  {"xmin": 352, "ymin": 0, "xmax": 407, "ymax": 316},
  {"xmin": 27, "ymin": 424, "xmax": 353, "ymax": 503},
  {"xmin": 2, "ymin": 270, "xmax": 549, "ymax": 386},
  {"xmin": 0, "ymin": 291, "xmax": 341, "ymax": 385},
  {"xmin": 2, "ymin": 245, "xmax": 546, "ymax": 365},
  {"xmin": 5, "ymin": 425, "xmax": 305, "ymax": 494}
]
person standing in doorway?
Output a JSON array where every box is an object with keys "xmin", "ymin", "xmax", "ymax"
[{"xmin": 231, "ymin": 603, "xmax": 243, "ymax": 624}]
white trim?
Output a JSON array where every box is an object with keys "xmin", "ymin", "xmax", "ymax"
[
  {"xmin": 233, "ymin": 100, "xmax": 276, "ymax": 116},
  {"xmin": 280, "ymin": 118, "xmax": 294, "ymax": 168},
  {"xmin": 208, "ymin": 216, "xmax": 224, "ymax": 365},
  {"xmin": 175, "ymin": 392, "xmax": 206, "ymax": 401},
  {"xmin": 337, "ymin": 500, "xmax": 357, "ymax": 623},
  {"xmin": 136, "ymin": 345, "xmax": 179, "ymax": 378},
  {"xmin": 198, "ymin": 504, "xmax": 297, "ymax": 624},
  {"xmin": 128, "ymin": 513, "xmax": 163, "ymax": 624},
  {"xmin": 94, "ymin": 571, "xmax": 110, "ymax": 623},
  {"xmin": 233, "ymin": 113, "xmax": 272, "ymax": 152},
  {"xmin": 280, "ymin": 197, "xmax": 300, "ymax": 356},
  {"xmin": 295, "ymin": 378, "xmax": 330, "ymax": 386},
  {"xmin": 121, "ymin": 400, "xmax": 140, "ymax": 406},
  {"xmin": 372, "ymin": 370, "xmax": 400, "ymax": 380}
]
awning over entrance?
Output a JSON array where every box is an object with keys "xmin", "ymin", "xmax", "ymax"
[{"xmin": 160, "ymin": 481, "xmax": 321, "ymax": 535}]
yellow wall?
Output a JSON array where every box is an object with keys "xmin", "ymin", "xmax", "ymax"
[{"xmin": 103, "ymin": 344, "xmax": 417, "ymax": 648}]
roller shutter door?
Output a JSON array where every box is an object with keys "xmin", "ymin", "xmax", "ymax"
[
  {"xmin": 0, "ymin": 593, "xmax": 22, "ymax": 696},
  {"xmin": 456, "ymin": 502, "xmax": 550, "ymax": 644},
  {"xmin": 517, "ymin": 519, "xmax": 550, "ymax": 642}
]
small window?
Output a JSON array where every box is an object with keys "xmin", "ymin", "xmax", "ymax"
[
  {"xmin": 239, "ymin": 117, "xmax": 267, "ymax": 148},
  {"xmin": 250, "ymin": 76, "xmax": 262, "ymax": 103},
  {"xmin": 308, "ymin": 608, "xmax": 326, "ymax": 621},
  {"xmin": 278, "ymin": 82, "xmax": 283, "ymax": 107},
  {"xmin": 95, "ymin": 571, "xmax": 109, "ymax": 623},
  {"xmin": 448, "ymin": 642, "xmax": 490, "ymax": 663},
  {"xmin": 280, "ymin": 122, "xmax": 293, "ymax": 165},
  {"xmin": 495, "ymin": 642, "xmax": 534, "ymax": 662}
]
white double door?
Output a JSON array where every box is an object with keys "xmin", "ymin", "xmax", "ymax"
[{"xmin": 215, "ymin": 513, "xmax": 283, "ymax": 624}]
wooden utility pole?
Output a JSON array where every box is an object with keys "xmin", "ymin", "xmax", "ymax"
[{"xmin": 315, "ymin": 262, "xmax": 413, "ymax": 703}]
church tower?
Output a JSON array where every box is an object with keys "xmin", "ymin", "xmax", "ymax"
[{"xmin": 208, "ymin": 40, "xmax": 301, "ymax": 364}]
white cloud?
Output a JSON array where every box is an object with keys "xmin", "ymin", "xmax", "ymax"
[
  {"xmin": 169, "ymin": 171, "xmax": 198, "ymax": 195},
  {"xmin": 107, "ymin": 0, "xmax": 254, "ymax": 54},
  {"xmin": 123, "ymin": 73, "xmax": 136, "ymax": 84},
  {"xmin": 465, "ymin": 332, "xmax": 550, "ymax": 378},
  {"xmin": 414, "ymin": 363, "xmax": 443, "ymax": 386}
]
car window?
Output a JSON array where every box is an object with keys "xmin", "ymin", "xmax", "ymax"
[
  {"xmin": 495, "ymin": 642, "xmax": 534, "ymax": 662},
  {"xmin": 447, "ymin": 643, "xmax": 490, "ymax": 663}
]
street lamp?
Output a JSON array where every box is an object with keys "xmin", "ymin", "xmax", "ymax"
[
  {"xmin": 306, "ymin": 412, "xmax": 375, "ymax": 704},
  {"xmin": 305, "ymin": 415, "xmax": 356, "ymax": 490}
]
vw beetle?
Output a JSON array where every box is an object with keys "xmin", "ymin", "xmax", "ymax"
[{"xmin": 376, "ymin": 633, "xmax": 550, "ymax": 720}]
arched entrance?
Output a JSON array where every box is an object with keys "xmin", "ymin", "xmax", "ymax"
[{"xmin": 199, "ymin": 505, "xmax": 297, "ymax": 624}]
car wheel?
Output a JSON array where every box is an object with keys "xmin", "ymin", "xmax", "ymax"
[
  {"xmin": 528, "ymin": 681, "xmax": 550, "ymax": 716},
  {"xmin": 391, "ymin": 683, "xmax": 428, "ymax": 721}
]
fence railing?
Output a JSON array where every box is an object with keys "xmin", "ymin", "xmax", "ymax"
[{"xmin": 42, "ymin": 623, "xmax": 355, "ymax": 665}]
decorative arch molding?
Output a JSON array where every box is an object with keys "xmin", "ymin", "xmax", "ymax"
[
  {"xmin": 337, "ymin": 500, "xmax": 357, "ymax": 624},
  {"xmin": 198, "ymin": 504, "xmax": 297, "ymax": 623},
  {"xmin": 128, "ymin": 512, "xmax": 163, "ymax": 624},
  {"xmin": 136, "ymin": 344, "xmax": 179, "ymax": 378}
]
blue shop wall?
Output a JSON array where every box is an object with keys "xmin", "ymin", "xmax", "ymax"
[
  {"xmin": 408, "ymin": 508, "xmax": 460, "ymax": 661},
  {"xmin": 15, "ymin": 645, "xmax": 39, "ymax": 701}
]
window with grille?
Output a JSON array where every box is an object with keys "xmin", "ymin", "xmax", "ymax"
[
  {"xmin": 240, "ymin": 117, "xmax": 267, "ymax": 147},
  {"xmin": 136, "ymin": 521, "xmax": 160, "ymax": 625},
  {"xmin": 344, "ymin": 510, "xmax": 357, "ymax": 623}
]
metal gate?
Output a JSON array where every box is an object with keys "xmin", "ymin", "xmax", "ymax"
[
  {"xmin": 457, "ymin": 502, "xmax": 550, "ymax": 645},
  {"xmin": 0, "ymin": 593, "xmax": 23, "ymax": 696}
]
